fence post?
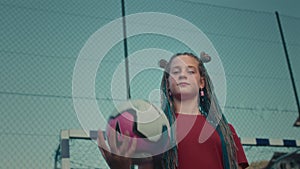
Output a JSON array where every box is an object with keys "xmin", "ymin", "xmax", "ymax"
[{"xmin": 275, "ymin": 11, "xmax": 300, "ymax": 127}]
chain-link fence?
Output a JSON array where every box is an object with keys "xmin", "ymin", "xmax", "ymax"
[{"xmin": 0, "ymin": 0, "xmax": 299, "ymax": 168}]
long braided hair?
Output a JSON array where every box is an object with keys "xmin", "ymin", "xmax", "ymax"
[{"xmin": 160, "ymin": 52, "xmax": 238, "ymax": 169}]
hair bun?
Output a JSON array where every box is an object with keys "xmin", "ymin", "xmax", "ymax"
[
  {"xmin": 200, "ymin": 52, "xmax": 211, "ymax": 63},
  {"xmin": 159, "ymin": 59, "xmax": 168, "ymax": 69}
]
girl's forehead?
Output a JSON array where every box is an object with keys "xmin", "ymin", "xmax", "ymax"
[{"xmin": 170, "ymin": 55, "xmax": 198, "ymax": 67}]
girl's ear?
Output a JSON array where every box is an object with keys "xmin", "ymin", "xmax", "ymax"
[{"xmin": 200, "ymin": 77, "xmax": 205, "ymax": 89}]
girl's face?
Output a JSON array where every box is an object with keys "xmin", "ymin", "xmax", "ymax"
[{"xmin": 168, "ymin": 55, "xmax": 204, "ymax": 100}]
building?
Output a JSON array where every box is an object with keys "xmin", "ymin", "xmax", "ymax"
[{"xmin": 264, "ymin": 152, "xmax": 300, "ymax": 169}]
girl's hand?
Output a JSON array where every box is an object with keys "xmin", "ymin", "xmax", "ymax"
[{"xmin": 97, "ymin": 129, "xmax": 137, "ymax": 169}]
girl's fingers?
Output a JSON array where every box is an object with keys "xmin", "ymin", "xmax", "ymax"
[
  {"xmin": 125, "ymin": 136, "xmax": 137, "ymax": 157},
  {"xmin": 98, "ymin": 129, "xmax": 134, "ymax": 168},
  {"xmin": 97, "ymin": 130, "xmax": 108, "ymax": 149},
  {"xmin": 97, "ymin": 130, "xmax": 110, "ymax": 160},
  {"xmin": 118, "ymin": 131, "xmax": 131, "ymax": 156},
  {"xmin": 105, "ymin": 129, "xmax": 137, "ymax": 158},
  {"xmin": 107, "ymin": 128, "xmax": 119, "ymax": 154}
]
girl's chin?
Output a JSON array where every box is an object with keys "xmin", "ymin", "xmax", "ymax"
[{"xmin": 173, "ymin": 93, "xmax": 198, "ymax": 100}]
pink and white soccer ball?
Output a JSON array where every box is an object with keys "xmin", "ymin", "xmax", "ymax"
[{"xmin": 106, "ymin": 99, "xmax": 171, "ymax": 157}]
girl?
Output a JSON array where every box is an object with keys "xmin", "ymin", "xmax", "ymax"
[{"xmin": 98, "ymin": 52, "xmax": 249, "ymax": 169}]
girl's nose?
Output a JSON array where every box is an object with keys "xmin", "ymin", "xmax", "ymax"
[{"xmin": 178, "ymin": 71, "xmax": 187, "ymax": 79}]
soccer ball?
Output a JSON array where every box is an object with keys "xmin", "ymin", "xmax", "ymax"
[{"xmin": 106, "ymin": 99, "xmax": 170, "ymax": 157}]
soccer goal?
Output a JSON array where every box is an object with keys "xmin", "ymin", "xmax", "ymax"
[
  {"xmin": 54, "ymin": 130, "xmax": 106, "ymax": 169},
  {"xmin": 54, "ymin": 129, "xmax": 300, "ymax": 169}
]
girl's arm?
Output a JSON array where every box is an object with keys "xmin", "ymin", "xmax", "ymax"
[
  {"xmin": 137, "ymin": 154, "xmax": 163, "ymax": 169},
  {"xmin": 138, "ymin": 162, "xmax": 154, "ymax": 169}
]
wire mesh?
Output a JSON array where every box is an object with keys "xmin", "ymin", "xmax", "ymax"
[{"xmin": 0, "ymin": 0, "xmax": 299, "ymax": 168}]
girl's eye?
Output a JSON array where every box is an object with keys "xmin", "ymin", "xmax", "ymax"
[
  {"xmin": 187, "ymin": 70, "xmax": 195, "ymax": 74},
  {"xmin": 172, "ymin": 71, "xmax": 179, "ymax": 75},
  {"xmin": 171, "ymin": 68, "xmax": 180, "ymax": 74}
]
